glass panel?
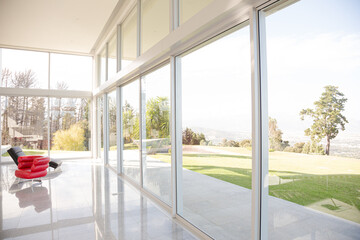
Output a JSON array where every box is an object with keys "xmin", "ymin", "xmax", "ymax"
[
  {"xmin": 99, "ymin": 48, "xmax": 107, "ymax": 86},
  {"xmin": 179, "ymin": 0, "xmax": 213, "ymax": 25},
  {"xmin": 49, "ymin": 98, "xmax": 91, "ymax": 158},
  {"xmin": 108, "ymin": 34, "xmax": 117, "ymax": 79},
  {"xmin": 122, "ymin": 80, "xmax": 140, "ymax": 183},
  {"xmin": 121, "ymin": 7, "xmax": 138, "ymax": 69},
  {"xmin": 50, "ymin": 53, "xmax": 92, "ymax": 91},
  {"xmin": 177, "ymin": 24, "xmax": 251, "ymax": 239},
  {"xmin": 0, "ymin": 48, "xmax": 48, "ymax": 89},
  {"xmin": 1, "ymin": 96, "xmax": 48, "ymax": 157},
  {"xmin": 99, "ymin": 96, "xmax": 104, "ymax": 160},
  {"xmin": 264, "ymin": 0, "xmax": 360, "ymax": 238},
  {"xmin": 108, "ymin": 90, "xmax": 117, "ymax": 169},
  {"xmin": 141, "ymin": 0, "xmax": 169, "ymax": 54},
  {"xmin": 142, "ymin": 64, "xmax": 171, "ymax": 205}
]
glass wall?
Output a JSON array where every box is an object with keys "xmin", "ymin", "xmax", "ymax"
[
  {"xmin": 121, "ymin": 7, "xmax": 137, "ymax": 69},
  {"xmin": 142, "ymin": 64, "xmax": 171, "ymax": 205},
  {"xmin": 0, "ymin": 48, "xmax": 48, "ymax": 89},
  {"xmin": 108, "ymin": 34, "xmax": 117, "ymax": 79},
  {"xmin": 177, "ymin": 24, "xmax": 252, "ymax": 239},
  {"xmin": 99, "ymin": 47, "xmax": 107, "ymax": 86},
  {"xmin": 108, "ymin": 90, "xmax": 117, "ymax": 169},
  {"xmin": 1, "ymin": 96, "xmax": 48, "ymax": 157},
  {"xmin": 179, "ymin": 0, "xmax": 214, "ymax": 25},
  {"xmin": 49, "ymin": 98, "xmax": 91, "ymax": 158},
  {"xmin": 264, "ymin": 0, "xmax": 360, "ymax": 238},
  {"xmin": 50, "ymin": 53, "xmax": 92, "ymax": 91},
  {"xmin": 141, "ymin": 0, "xmax": 169, "ymax": 54},
  {"xmin": 122, "ymin": 80, "xmax": 140, "ymax": 183}
]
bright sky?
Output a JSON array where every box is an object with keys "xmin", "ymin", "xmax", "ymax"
[
  {"xmin": 1, "ymin": 0, "xmax": 359, "ymax": 141},
  {"xmin": 0, "ymin": 49, "xmax": 92, "ymax": 91},
  {"xmin": 266, "ymin": 0, "xmax": 360, "ymax": 139},
  {"xmin": 180, "ymin": 0, "xmax": 360, "ymax": 140}
]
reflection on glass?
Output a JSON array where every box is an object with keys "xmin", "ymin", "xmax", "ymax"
[
  {"xmin": 142, "ymin": 64, "xmax": 171, "ymax": 205},
  {"xmin": 50, "ymin": 53, "xmax": 92, "ymax": 91},
  {"xmin": 49, "ymin": 98, "xmax": 91, "ymax": 158},
  {"xmin": 265, "ymin": 0, "xmax": 360, "ymax": 238},
  {"xmin": 0, "ymin": 48, "xmax": 49, "ymax": 89},
  {"xmin": 141, "ymin": 0, "xmax": 169, "ymax": 54},
  {"xmin": 108, "ymin": 34, "xmax": 117, "ymax": 79},
  {"xmin": 99, "ymin": 97, "xmax": 104, "ymax": 160},
  {"xmin": 108, "ymin": 90, "xmax": 117, "ymax": 169},
  {"xmin": 1, "ymin": 96, "xmax": 48, "ymax": 156},
  {"xmin": 178, "ymin": 24, "xmax": 251, "ymax": 239},
  {"xmin": 121, "ymin": 7, "xmax": 137, "ymax": 69},
  {"xmin": 122, "ymin": 80, "xmax": 140, "ymax": 183},
  {"xmin": 99, "ymin": 48, "xmax": 107, "ymax": 86},
  {"xmin": 179, "ymin": 0, "xmax": 213, "ymax": 25}
]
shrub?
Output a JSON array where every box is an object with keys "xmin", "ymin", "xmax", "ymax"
[
  {"xmin": 283, "ymin": 146, "xmax": 294, "ymax": 152},
  {"xmin": 52, "ymin": 123, "xmax": 85, "ymax": 151},
  {"xmin": 239, "ymin": 139, "xmax": 251, "ymax": 148}
]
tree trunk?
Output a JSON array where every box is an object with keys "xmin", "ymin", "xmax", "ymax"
[{"xmin": 326, "ymin": 135, "xmax": 330, "ymax": 155}]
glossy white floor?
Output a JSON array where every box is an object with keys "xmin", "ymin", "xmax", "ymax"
[{"xmin": 0, "ymin": 159, "xmax": 198, "ymax": 240}]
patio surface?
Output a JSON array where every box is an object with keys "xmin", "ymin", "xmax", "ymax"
[{"xmin": 136, "ymin": 152, "xmax": 360, "ymax": 240}]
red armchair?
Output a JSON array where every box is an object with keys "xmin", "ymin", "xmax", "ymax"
[{"xmin": 15, "ymin": 156, "xmax": 50, "ymax": 180}]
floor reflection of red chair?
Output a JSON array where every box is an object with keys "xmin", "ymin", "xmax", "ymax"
[
  {"xmin": 15, "ymin": 186, "xmax": 51, "ymax": 213},
  {"xmin": 15, "ymin": 156, "xmax": 50, "ymax": 181}
]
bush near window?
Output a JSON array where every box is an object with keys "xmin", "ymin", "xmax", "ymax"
[{"xmin": 52, "ymin": 122, "xmax": 85, "ymax": 151}]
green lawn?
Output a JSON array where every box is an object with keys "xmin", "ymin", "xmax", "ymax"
[
  {"xmin": 153, "ymin": 149, "xmax": 360, "ymax": 223},
  {"xmin": 2, "ymin": 149, "xmax": 47, "ymax": 157}
]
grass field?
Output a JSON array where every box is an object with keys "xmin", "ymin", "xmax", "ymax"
[
  {"xmin": 153, "ymin": 146, "xmax": 360, "ymax": 223},
  {"xmin": 2, "ymin": 149, "xmax": 47, "ymax": 157}
]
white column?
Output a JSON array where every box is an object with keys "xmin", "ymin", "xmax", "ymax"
[
  {"xmin": 250, "ymin": 7, "xmax": 269, "ymax": 240},
  {"xmin": 116, "ymin": 87, "xmax": 123, "ymax": 174},
  {"xmin": 171, "ymin": 56, "xmax": 183, "ymax": 216},
  {"xmin": 104, "ymin": 94, "xmax": 109, "ymax": 164}
]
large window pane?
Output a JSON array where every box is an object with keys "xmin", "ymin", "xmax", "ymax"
[
  {"xmin": 179, "ymin": 0, "xmax": 213, "ymax": 25},
  {"xmin": 265, "ymin": 0, "xmax": 360, "ymax": 239},
  {"xmin": 99, "ymin": 48, "xmax": 106, "ymax": 86},
  {"xmin": 49, "ymin": 98, "xmax": 91, "ymax": 158},
  {"xmin": 122, "ymin": 80, "xmax": 140, "ymax": 183},
  {"xmin": 108, "ymin": 90, "xmax": 117, "ymax": 169},
  {"xmin": 142, "ymin": 64, "xmax": 171, "ymax": 205},
  {"xmin": 108, "ymin": 34, "xmax": 117, "ymax": 79},
  {"xmin": 177, "ymin": 24, "xmax": 251, "ymax": 239},
  {"xmin": 121, "ymin": 7, "xmax": 137, "ymax": 69},
  {"xmin": 50, "ymin": 53, "xmax": 92, "ymax": 91},
  {"xmin": 0, "ymin": 48, "xmax": 48, "ymax": 89},
  {"xmin": 1, "ymin": 96, "xmax": 48, "ymax": 157},
  {"xmin": 141, "ymin": 0, "xmax": 169, "ymax": 54}
]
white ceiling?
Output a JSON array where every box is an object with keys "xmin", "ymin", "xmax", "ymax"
[{"xmin": 0, "ymin": 0, "xmax": 120, "ymax": 55}]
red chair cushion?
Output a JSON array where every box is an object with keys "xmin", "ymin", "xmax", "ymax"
[
  {"xmin": 18, "ymin": 155, "xmax": 43, "ymax": 163},
  {"xmin": 15, "ymin": 169, "xmax": 48, "ymax": 179},
  {"xmin": 18, "ymin": 161, "xmax": 33, "ymax": 169}
]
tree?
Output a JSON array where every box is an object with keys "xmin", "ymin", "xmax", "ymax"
[
  {"xmin": 300, "ymin": 85, "xmax": 348, "ymax": 155},
  {"xmin": 122, "ymin": 101, "xmax": 139, "ymax": 143},
  {"xmin": 146, "ymin": 97, "xmax": 170, "ymax": 139},
  {"xmin": 182, "ymin": 128, "xmax": 206, "ymax": 145},
  {"xmin": 269, "ymin": 117, "xmax": 289, "ymax": 151}
]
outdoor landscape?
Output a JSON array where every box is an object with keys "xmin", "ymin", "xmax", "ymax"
[
  {"xmin": 1, "ymin": 68, "xmax": 91, "ymax": 158},
  {"xmin": 120, "ymin": 83, "xmax": 360, "ymax": 224}
]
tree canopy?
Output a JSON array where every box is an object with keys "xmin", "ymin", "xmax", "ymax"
[{"xmin": 300, "ymin": 85, "xmax": 348, "ymax": 155}]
